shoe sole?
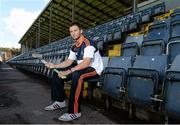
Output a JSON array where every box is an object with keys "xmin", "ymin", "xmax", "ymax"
[
  {"xmin": 58, "ymin": 117, "xmax": 81, "ymax": 121},
  {"xmin": 58, "ymin": 114, "xmax": 81, "ymax": 121},
  {"xmin": 44, "ymin": 106, "xmax": 66, "ymax": 111}
]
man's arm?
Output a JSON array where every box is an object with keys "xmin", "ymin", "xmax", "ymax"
[
  {"xmin": 56, "ymin": 58, "xmax": 91, "ymax": 78},
  {"xmin": 54, "ymin": 59, "xmax": 74, "ymax": 68},
  {"xmin": 70, "ymin": 57, "xmax": 91, "ymax": 72},
  {"xmin": 45, "ymin": 59, "xmax": 74, "ymax": 69}
]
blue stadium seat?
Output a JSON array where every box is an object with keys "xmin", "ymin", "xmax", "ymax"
[
  {"xmin": 167, "ymin": 37, "xmax": 180, "ymax": 64},
  {"xmin": 125, "ymin": 34, "xmax": 144, "ymax": 47},
  {"xmin": 107, "ymin": 30, "xmax": 114, "ymax": 42},
  {"xmin": 130, "ymin": 19, "xmax": 138, "ymax": 30},
  {"xmin": 134, "ymin": 13, "xmax": 141, "ymax": 24},
  {"xmin": 141, "ymin": 39, "xmax": 165, "ymax": 56},
  {"xmin": 102, "ymin": 56, "xmax": 133, "ymax": 100},
  {"xmin": 127, "ymin": 55, "xmax": 168, "ymax": 109},
  {"xmin": 103, "ymin": 21, "xmax": 121, "ymax": 43},
  {"xmin": 121, "ymin": 42, "xmax": 139, "ymax": 56},
  {"xmin": 118, "ymin": 15, "xmax": 135, "ymax": 34},
  {"xmin": 145, "ymin": 20, "xmax": 169, "ymax": 43},
  {"xmin": 113, "ymin": 28, "xmax": 121, "ymax": 41},
  {"xmin": 164, "ymin": 55, "xmax": 180, "ymax": 119},
  {"xmin": 170, "ymin": 8, "xmax": 180, "ymax": 21},
  {"xmin": 93, "ymin": 36, "xmax": 104, "ymax": 51},
  {"xmin": 84, "ymin": 28, "xmax": 95, "ymax": 40},
  {"xmin": 152, "ymin": 2, "xmax": 165, "ymax": 16},
  {"xmin": 117, "ymin": 17, "xmax": 126, "ymax": 33},
  {"xmin": 94, "ymin": 24, "xmax": 107, "ymax": 43},
  {"xmin": 170, "ymin": 12, "xmax": 180, "ymax": 38},
  {"xmin": 139, "ymin": 7, "xmax": 152, "ymax": 24}
]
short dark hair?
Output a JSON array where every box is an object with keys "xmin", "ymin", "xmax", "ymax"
[{"xmin": 69, "ymin": 22, "xmax": 81, "ymax": 29}]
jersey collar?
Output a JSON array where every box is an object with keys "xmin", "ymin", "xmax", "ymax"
[{"xmin": 75, "ymin": 35, "xmax": 86, "ymax": 48}]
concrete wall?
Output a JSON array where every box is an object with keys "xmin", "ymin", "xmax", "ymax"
[
  {"xmin": 165, "ymin": 0, "xmax": 180, "ymax": 11},
  {"xmin": 138, "ymin": 0, "xmax": 163, "ymax": 11},
  {"xmin": 138, "ymin": 0, "xmax": 180, "ymax": 12}
]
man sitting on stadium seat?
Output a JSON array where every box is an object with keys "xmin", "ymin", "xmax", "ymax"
[{"xmin": 44, "ymin": 22, "xmax": 103, "ymax": 121}]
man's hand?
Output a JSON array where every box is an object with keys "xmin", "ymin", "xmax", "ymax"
[
  {"xmin": 58, "ymin": 69, "xmax": 72, "ymax": 78},
  {"xmin": 45, "ymin": 62, "xmax": 55, "ymax": 69}
]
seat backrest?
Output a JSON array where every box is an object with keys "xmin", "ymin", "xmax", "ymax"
[
  {"xmin": 141, "ymin": 8, "xmax": 152, "ymax": 23},
  {"xmin": 169, "ymin": 54, "xmax": 180, "ymax": 71},
  {"xmin": 170, "ymin": 8, "xmax": 180, "ymax": 21},
  {"xmin": 125, "ymin": 34, "xmax": 144, "ymax": 47},
  {"xmin": 170, "ymin": 21, "xmax": 180, "ymax": 38},
  {"xmin": 121, "ymin": 42, "xmax": 139, "ymax": 56},
  {"xmin": 133, "ymin": 55, "xmax": 168, "ymax": 78},
  {"xmin": 141, "ymin": 39, "xmax": 165, "ymax": 56},
  {"xmin": 101, "ymin": 57, "xmax": 109, "ymax": 69},
  {"xmin": 93, "ymin": 36, "xmax": 104, "ymax": 50},
  {"xmin": 127, "ymin": 18, "xmax": 138, "ymax": 31},
  {"xmin": 152, "ymin": 2, "xmax": 165, "ymax": 16},
  {"xmin": 146, "ymin": 20, "xmax": 168, "ymax": 41},
  {"xmin": 108, "ymin": 56, "xmax": 133, "ymax": 71},
  {"xmin": 164, "ymin": 50, "xmax": 180, "ymax": 119},
  {"xmin": 170, "ymin": 13, "xmax": 180, "ymax": 38},
  {"xmin": 167, "ymin": 38, "xmax": 180, "ymax": 64}
]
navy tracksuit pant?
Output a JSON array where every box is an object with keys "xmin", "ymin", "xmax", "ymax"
[{"xmin": 51, "ymin": 67, "xmax": 99, "ymax": 113}]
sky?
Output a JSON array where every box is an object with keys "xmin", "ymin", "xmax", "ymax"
[{"xmin": 0, "ymin": 0, "xmax": 51, "ymax": 48}]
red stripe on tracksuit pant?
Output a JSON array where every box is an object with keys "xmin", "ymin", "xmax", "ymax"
[{"xmin": 67, "ymin": 67, "xmax": 99, "ymax": 113}]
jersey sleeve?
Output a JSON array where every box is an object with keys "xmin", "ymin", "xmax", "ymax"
[
  {"xmin": 68, "ymin": 50, "xmax": 77, "ymax": 60},
  {"xmin": 83, "ymin": 46, "xmax": 96, "ymax": 58}
]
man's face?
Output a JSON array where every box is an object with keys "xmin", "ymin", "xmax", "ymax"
[{"xmin": 69, "ymin": 25, "xmax": 82, "ymax": 40}]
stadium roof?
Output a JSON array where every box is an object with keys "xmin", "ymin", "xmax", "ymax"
[{"xmin": 19, "ymin": 0, "xmax": 145, "ymax": 48}]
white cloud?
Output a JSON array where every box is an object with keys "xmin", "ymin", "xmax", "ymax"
[
  {"xmin": 0, "ymin": 40, "xmax": 20, "ymax": 48},
  {"xmin": 0, "ymin": 31, "xmax": 5, "ymax": 38},
  {"xmin": 0, "ymin": 0, "xmax": 51, "ymax": 49},
  {"xmin": 3, "ymin": 8, "xmax": 40, "ymax": 40}
]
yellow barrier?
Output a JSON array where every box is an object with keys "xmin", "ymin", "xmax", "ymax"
[
  {"xmin": 129, "ymin": 32, "xmax": 144, "ymax": 37},
  {"xmin": 108, "ymin": 44, "xmax": 121, "ymax": 57}
]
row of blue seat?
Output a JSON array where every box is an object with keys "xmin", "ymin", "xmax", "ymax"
[
  {"xmin": 8, "ymin": 2, "xmax": 166, "ymax": 64},
  {"xmin": 122, "ymin": 9, "xmax": 180, "ymax": 61},
  {"xmin": 102, "ymin": 53, "xmax": 180, "ymax": 120},
  {"xmin": 101, "ymin": 9, "xmax": 180, "ymax": 120}
]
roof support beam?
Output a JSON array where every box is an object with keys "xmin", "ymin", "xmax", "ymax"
[
  {"xmin": 30, "ymin": 37, "xmax": 32, "ymax": 50},
  {"xmin": 28, "ymin": 37, "xmax": 32, "ymax": 51},
  {"xmin": 35, "ymin": 28, "xmax": 38, "ymax": 48},
  {"xmin": 49, "ymin": 4, "xmax": 52, "ymax": 43},
  {"xmin": 133, "ymin": 0, "xmax": 137, "ymax": 13},
  {"xmin": 38, "ymin": 19, "xmax": 40, "ymax": 48},
  {"xmin": 72, "ymin": 0, "xmax": 75, "ymax": 22},
  {"xmin": 25, "ymin": 41, "xmax": 28, "ymax": 52}
]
